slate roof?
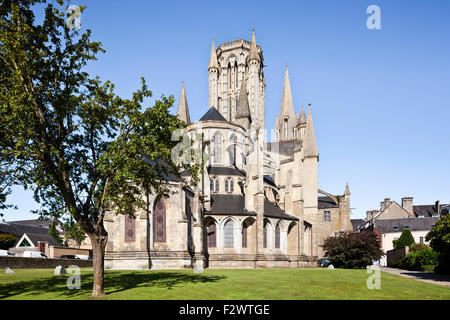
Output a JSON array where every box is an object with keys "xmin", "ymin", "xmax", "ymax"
[
  {"xmin": 263, "ymin": 175, "xmax": 276, "ymax": 187},
  {"xmin": 199, "ymin": 107, "xmax": 228, "ymax": 122},
  {"xmin": 208, "ymin": 194, "xmax": 298, "ymax": 221},
  {"xmin": 318, "ymin": 196, "xmax": 339, "ymax": 209},
  {"xmin": 0, "ymin": 222, "xmax": 49, "ymax": 237},
  {"xmin": 374, "ymin": 217, "xmax": 439, "ymax": 234},
  {"xmin": 208, "ymin": 166, "xmax": 245, "ymax": 177},
  {"xmin": 351, "ymin": 219, "xmax": 366, "ymax": 231},
  {"xmin": 265, "ymin": 140, "xmax": 296, "ymax": 156},
  {"xmin": 413, "ymin": 204, "xmax": 448, "ymax": 217}
]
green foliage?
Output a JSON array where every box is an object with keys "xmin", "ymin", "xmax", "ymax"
[
  {"xmin": 0, "ymin": 234, "xmax": 16, "ymax": 250},
  {"xmin": 394, "ymin": 228, "xmax": 415, "ymax": 249},
  {"xmin": 426, "ymin": 214, "xmax": 450, "ymax": 274},
  {"xmin": 409, "ymin": 243, "xmax": 429, "ymax": 252},
  {"xmin": 63, "ymin": 218, "xmax": 86, "ymax": 246},
  {"xmin": 48, "ymin": 223, "xmax": 63, "ymax": 246},
  {"xmin": 321, "ymin": 231, "xmax": 384, "ymax": 269},
  {"xmin": 391, "ymin": 248, "xmax": 438, "ymax": 272}
]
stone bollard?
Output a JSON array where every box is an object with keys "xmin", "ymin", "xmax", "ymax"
[
  {"xmin": 327, "ymin": 265, "xmax": 335, "ymax": 270},
  {"xmin": 54, "ymin": 265, "xmax": 67, "ymax": 275},
  {"xmin": 5, "ymin": 267, "xmax": 15, "ymax": 274}
]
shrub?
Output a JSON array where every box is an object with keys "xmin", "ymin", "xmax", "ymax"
[
  {"xmin": 321, "ymin": 231, "xmax": 384, "ymax": 269},
  {"xmin": 394, "ymin": 228, "xmax": 415, "ymax": 249},
  {"xmin": 426, "ymin": 214, "xmax": 450, "ymax": 274},
  {"xmin": 0, "ymin": 234, "xmax": 17, "ymax": 250},
  {"xmin": 393, "ymin": 248, "xmax": 438, "ymax": 271},
  {"xmin": 409, "ymin": 243, "xmax": 429, "ymax": 252},
  {"xmin": 48, "ymin": 223, "xmax": 63, "ymax": 246}
]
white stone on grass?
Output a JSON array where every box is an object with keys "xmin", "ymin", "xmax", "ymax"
[
  {"xmin": 54, "ymin": 265, "xmax": 67, "ymax": 275},
  {"xmin": 5, "ymin": 267, "xmax": 15, "ymax": 274},
  {"xmin": 327, "ymin": 265, "xmax": 335, "ymax": 270},
  {"xmin": 194, "ymin": 265, "xmax": 204, "ymax": 274}
]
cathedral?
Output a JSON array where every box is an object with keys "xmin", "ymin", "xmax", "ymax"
[{"xmin": 104, "ymin": 30, "xmax": 352, "ymax": 270}]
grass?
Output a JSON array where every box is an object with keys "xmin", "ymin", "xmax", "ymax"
[{"xmin": 0, "ymin": 268, "xmax": 449, "ymax": 300}]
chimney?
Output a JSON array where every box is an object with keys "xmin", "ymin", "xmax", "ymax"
[
  {"xmin": 436, "ymin": 201, "xmax": 441, "ymax": 217},
  {"xmin": 381, "ymin": 198, "xmax": 391, "ymax": 211},
  {"xmin": 402, "ymin": 197, "xmax": 414, "ymax": 217}
]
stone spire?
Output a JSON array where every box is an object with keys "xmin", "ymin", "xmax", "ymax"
[
  {"xmin": 280, "ymin": 65, "xmax": 295, "ymax": 118},
  {"xmin": 303, "ymin": 104, "xmax": 319, "ymax": 158},
  {"xmin": 208, "ymin": 37, "xmax": 219, "ymax": 71},
  {"xmin": 236, "ymin": 78, "xmax": 251, "ymax": 120},
  {"xmin": 345, "ymin": 183, "xmax": 351, "ymax": 196},
  {"xmin": 176, "ymin": 81, "xmax": 191, "ymax": 125},
  {"xmin": 299, "ymin": 105, "xmax": 306, "ymax": 126},
  {"xmin": 248, "ymin": 28, "xmax": 260, "ymax": 63}
]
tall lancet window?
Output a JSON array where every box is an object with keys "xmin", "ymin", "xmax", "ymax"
[
  {"xmin": 213, "ymin": 132, "xmax": 222, "ymax": 164},
  {"xmin": 234, "ymin": 62, "xmax": 238, "ymax": 90},
  {"xmin": 224, "ymin": 220, "xmax": 234, "ymax": 248},
  {"xmin": 275, "ymin": 223, "xmax": 281, "ymax": 249},
  {"xmin": 227, "ymin": 63, "xmax": 231, "ymax": 90}
]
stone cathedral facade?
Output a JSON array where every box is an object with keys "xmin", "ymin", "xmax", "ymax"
[{"xmin": 104, "ymin": 30, "xmax": 352, "ymax": 270}]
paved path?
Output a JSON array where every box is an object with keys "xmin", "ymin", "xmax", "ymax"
[{"xmin": 380, "ymin": 267, "xmax": 450, "ymax": 287}]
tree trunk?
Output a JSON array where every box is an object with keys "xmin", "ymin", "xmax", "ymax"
[{"xmin": 90, "ymin": 233, "xmax": 108, "ymax": 297}]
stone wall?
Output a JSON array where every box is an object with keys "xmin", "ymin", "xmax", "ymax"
[
  {"xmin": 386, "ymin": 247, "xmax": 409, "ymax": 267},
  {"xmin": 0, "ymin": 256, "xmax": 92, "ymax": 269}
]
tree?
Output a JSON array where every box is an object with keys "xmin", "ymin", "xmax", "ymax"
[
  {"xmin": 321, "ymin": 231, "xmax": 384, "ymax": 269},
  {"xmin": 0, "ymin": 0, "xmax": 198, "ymax": 296},
  {"xmin": 0, "ymin": 234, "xmax": 16, "ymax": 250},
  {"xmin": 48, "ymin": 222, "xmax": 63, "ymax": 246},
  {"xmin": 426, "ymin": 214, "xmax": 450, "ymax": 274},
  {"xmin": 394, "ymin": 228, "xmax": 415, "ymax": 249},
  {"xmin": 64, "ymin": 218, "xmax": 86, "ymax": 247}
]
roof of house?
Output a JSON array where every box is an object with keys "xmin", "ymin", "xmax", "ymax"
[
  {"xmin": 351, "ymin": 219, "xmax": 366, "ymax": 231},
  {"xmin": 318, "ymin": 196, "xmax": 339, "ymax": 209},
  {"xmin": 0, "ymin": 222, "xmax": 50, "ymax": 237},
  {"xmin": 18, "ymin": 233, "xmax": 60, "ymax": 247},
  {"xmin": 199, "ymin": 107, "xmax": 228, "ymax": 122},
  {"xmin": 413, "ymin": 204, "xmax": 448, "ymax": 217},
  {"xmin": 374, "ymin": 217, "xmax": 439, "ymax": 233}
]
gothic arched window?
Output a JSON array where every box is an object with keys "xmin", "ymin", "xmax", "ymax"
[
  {"xmin": 225, "ymin": 178, "xmax": 234, "ymax": 193},
  {"xmin": 242, "ymin": 222, "xmax": 248, "ymax": 249},
  {"xmin": 207, "ymin": 221, "xmax": 216, "ymax": 248},
  {"xmin": 224, "ymin": 219, "xmax": 234, "ymax": 248},
  {"xmin": 210, "ymin": 177, "xmax": 219, "ymax": 193},
  {"xmin": 275, "ymin": 223, "xmax": 281, "ymax": 249},
  {"xmin": 153, "ymin": 199, "xmax": 166, "ymax": 243},
  {"xmin": 213, "ymin": 132, "xmax": 222, "ymax": 164},
  {"xmin": 125, "ymin": 213, "xmax": 135, "ymax": 243}
]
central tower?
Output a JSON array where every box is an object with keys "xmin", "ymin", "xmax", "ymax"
[{"xmin": 208, "ymin": 29, "xmax": 266, "ymax": 128}]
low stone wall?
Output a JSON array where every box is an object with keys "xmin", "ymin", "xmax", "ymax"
[
  {"xmin": 387, "ymin": 247, "xmax": 409, "ymax": 267},
  {"xmin": 0, "ymin": 256, "xmax": 92, "ymax": 270}
]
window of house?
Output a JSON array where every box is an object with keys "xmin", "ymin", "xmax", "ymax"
[
  {"xmin": 275, "ymin": 224, "xmax": 281, "ymax": 249},
  {"xmin": 153, "ymin": 200, "xmax": 166, "ymax": 243},
  {"xmin": 210, "ymin": 177, "xmax": 219, "ymax": 193},
  {"xmin": 324, "ymin": 211, "xmax": 331, "ymax": 222},
  {"xmin": 420, "ymin": 237, "xmax": 424, "ymax": 244},
  {"xmin": 284, "ymin": 118, "xmax": 288, "ymax": 138},
  {"xmin": 263, "ymin": 221, "xmax": 268, "ymax": 248},
  {"xmin": 224, "ymin": 220, "xmax": 234, "ymax": 248},
  {"xmin": 125, "ymin": 214, "xmax": 135, "ymax": 243},
  {"xmin": 403, "ymin": 225, "xmax": 409, "ymax": 229}
]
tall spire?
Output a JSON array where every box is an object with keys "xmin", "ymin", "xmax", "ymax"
[
  {"xmin": 345, "ymin": 183, "xmax": 351, "ymax": 196},
  {"xmin": 248, "ymin": 28, "xmax": 260, "ymax": 63},
  {"xmin": 176, "ymin": 81, "xmax": 191, "ymax": 125},
  {"xmin": 208, "ymin": 37, "xmax": 219, "ymax": 71},
  {"xmin": 236, "ymin": 78, "xmax": 251, "ymax": 119},
  {"xmin": 280, "ymin": 65, "xmax": 295, "ymax": 118},
  {"xmin": 303, "ymin": 104, "xmax": 319, "ymax": 158}
]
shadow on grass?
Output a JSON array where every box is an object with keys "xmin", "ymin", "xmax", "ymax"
[{"xmin": 0, "ymin": 271, "xmax": 226, "ymax": 299}]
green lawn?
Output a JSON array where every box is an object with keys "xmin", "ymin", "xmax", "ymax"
[{"xmin": 0, "ymin": 268, "xmax": 448, "ymax": 300}]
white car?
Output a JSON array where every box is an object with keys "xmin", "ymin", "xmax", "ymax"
[
  {"xmin": 23, "ymin": 251, "xmax": 48, "ymax": 258},
  {"xmin": 75, "ymin": 254, "xmax": 90, "ymax": 260},
  {"xmin": 0, "ymin": 249, "xmax": 15, "ymax": 257}
]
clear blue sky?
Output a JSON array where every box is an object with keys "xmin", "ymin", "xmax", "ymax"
[{"xmin": 3, "ymin": 0, "xmax": 450, "ymax": 221}]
